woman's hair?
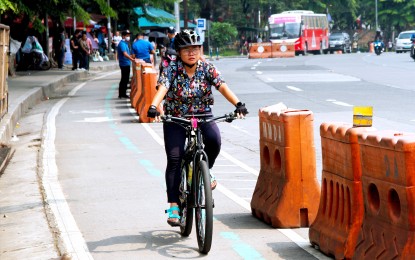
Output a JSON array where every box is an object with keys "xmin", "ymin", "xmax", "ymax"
[{"xmin": 174, "ymin": 29, "xmax": 201, "ymax": 51}]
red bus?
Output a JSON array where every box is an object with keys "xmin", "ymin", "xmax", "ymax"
[{"xmin": 268, "ymin": 10, "xmax": 329, "ymax": 55}]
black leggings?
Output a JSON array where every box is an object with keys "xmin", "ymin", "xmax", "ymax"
[{"xmin": 163, "ymin": 120, "xmax": 221, "ymax": 203}]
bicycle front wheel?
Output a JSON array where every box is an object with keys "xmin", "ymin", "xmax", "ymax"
[
  {"xmin": 195, "ymin": 160, "xmax": 213, "ymax": 254},
  {"xmin": 179, "ymin": 160, "xmax": 193, "ymax": 237}
]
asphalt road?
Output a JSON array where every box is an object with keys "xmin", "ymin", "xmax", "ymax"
[{"xmin": 37, "ymin": 51, "xmax": 415, "ymax": 259}]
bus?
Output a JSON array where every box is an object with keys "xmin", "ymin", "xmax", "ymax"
[{"xmin": 268, "ymin": 10, "xmax": 329, "ymax": 55}]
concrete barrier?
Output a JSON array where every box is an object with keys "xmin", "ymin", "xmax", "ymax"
[
  {"xmin": 248, "ymin": 43, "xmax": 272, "ymax": 59},
  {"xmin": 354, "ymin": 130, "xmax": 415, "ymax": 259},
  {"xmin": 251, "ymin": 105, "xmax": 320, "ymax": 228},
  {"xmin": 309, "ymin": 123, "xmax": 376, "ymax": 259}
]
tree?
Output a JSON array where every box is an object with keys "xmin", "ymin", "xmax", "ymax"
[
  {"xmin": 209, "ymin": 22, "xmax": 238, "ymax": 48},
  {"xmin": 0, "ymin": 0, "xmax": 16, "ymax": 14}
]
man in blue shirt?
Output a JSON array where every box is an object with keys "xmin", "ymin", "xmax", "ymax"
[
  {"xmin": 131, "ymin": 31, "xmax": 155, "ymax": 64},
  {"xmin": 117, "ymin": 30, "xmax": 135, "ymax": 99}
]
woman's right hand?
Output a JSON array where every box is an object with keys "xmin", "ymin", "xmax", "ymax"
[{"xmin": 147, "ymin": 105, "xmax": 161, "ymax": 122}]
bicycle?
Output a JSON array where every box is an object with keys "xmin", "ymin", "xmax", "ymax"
[{"xmin": 162, "ymin": 112, "xmax": 236, "ymax": 254}]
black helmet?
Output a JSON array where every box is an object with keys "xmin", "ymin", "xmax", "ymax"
[{"xmin": 174, "ymin": 29, "xmax": 202, "ymax": 51}]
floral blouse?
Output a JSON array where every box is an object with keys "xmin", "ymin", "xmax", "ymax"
[{"xmin": 158, "ymin": 59, "xmax": 225, "ymax": 117}]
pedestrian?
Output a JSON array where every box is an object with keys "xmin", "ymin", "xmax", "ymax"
[
  {"xmin": 257, "ymin": 34, "xmax": 263, "ymax": 43},
  {"xmin": 117, "ymin": 30, "xmax": 135, "ymax": 99},
  {"xmin": 53, "ymin": 26, "xmax": 66, "ymax": 69},
  {"xmin": 131, "ymin": 31, "xmax": 156, "ymax": 64},
  {"xmin": 159, "ymin": 27, "xmax": 177, "ymax": 75},
  {"xmin": 239, "ymin": 35, "xmax": 246, "ymax": 55},
  {"xmin": 112, "ymin": 31, "xmax": 122, "ymax": 60},
  {"xmin": 70, "ymin": 30, "xmax": 81, "ymax": 70},
  {"xmin": 86, "ymin": 32, "xmax": 93, "ymax": 69},
  {"xmin": 163, "ymin": 27, "xmax": 176, "ymax": 51},
  {"xmin": 146, "ymin": 30, "xmax": 248, "ymax": 227},
  {"xmin": 79, "ymin": 32, "xmax": 90, "ymax": 70}
]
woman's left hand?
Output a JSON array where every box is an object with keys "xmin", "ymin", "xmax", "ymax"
[{"xmin": 234, "ymin": 102, "xmax": 248, "ymax": 119}]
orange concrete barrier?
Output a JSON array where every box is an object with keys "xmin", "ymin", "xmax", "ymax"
[
  {"xmin": 271, "ymin": 42, "xmax": 295, "ymax": 58},
  {"xmin": 309, "ymin": 123, "xmax": 376, "ymax": 259},
  {"xmin": 251, "ymin": 109, "xmax": 277, "ymax": 221},
  {"xmin": 251, "ymin": 105, "xmax": 320, "ymax": 228},
  {"xmin": 353, "ymin": 131, "xmax": 415, "ymax": 259},
  {"xmin": 133, "ymin": 63, "xmax": 152, "ymax": 114},
  {"xmin": 129, "ymin": 62, "xmax": 140, "ymax": 108},
  {"xmin": 248, "ymin": 43, "xmax": 272, "ymax": 59},
  {"xmin": 136, "ymin": 67, "xmax": 159, "ymax": 123}
]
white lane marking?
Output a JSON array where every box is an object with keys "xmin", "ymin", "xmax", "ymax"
[
  {"xmin": 260, "ymin": 73, "xmax": 360, "ymax": 82},
  {"xmin": 76, "ymin": 117, "xmax": 115, "ymax": 123},
  {"xmin": 256, "ymin": 71, "xmax": 263, "ymax": 75},
  {"xmin": 286, "ymin": 85, "xmax": 303, "ymax": 91},
  {"xmin": 217, "ymin": 183, "xmax": 251, "ymax": 210},
  {"xmin": 42, "ymin": 71, "xmax": 118, "ymax": 260},
  {"xmin": 251, "ymin": 67, "xmax": 256, "ymax": 70},
  {"xmin": 69, "ymin": 109, "xmax": 106, "ymax": 114},
  {"xmin": 142, "ymin": 124, "xmax": 328, "ymax": 259},
  {"xmin": 332, "ymin": 101, "xmax": 353, "ymax": 107},
  {"xmin": 215, "ymin": 178, "xmax": 258, "ymax": 181},
  {"xmin": 326, "ymin": 99, "xmax": 353, "ymax": 107},
  {"xmin": 220, "ymin": 150, "xmax": 259, "ymax": 176},
  {"xmin": 216, "ymin": 184, "xmax": 329, "ymax": 259},
  {"xmin": 142, "ymin": 123, "xmax": 164, "ymax": 146}
]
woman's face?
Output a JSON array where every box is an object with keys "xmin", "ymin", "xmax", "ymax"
[{"xmin": 179, "ymin": 46, "xmax": 201, "ymax": 65}]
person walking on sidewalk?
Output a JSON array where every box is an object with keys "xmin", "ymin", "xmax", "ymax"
[
  {"xmin": 112, "ymin": 31, "xmax": 122, "ymax": 60},
  {"xmin": 131, "ymin": 31, "xmax": 155, "ymax": 64},
  {"xmin": 70, "ymin": 30, "xmax": 81, "ymax": 70},
  {"xmin": 117, "ymin": 30, "xmax": 135, "ymax": 99},
  {"xmin": 146, "ymin": 30, "xmax": 249, "ymax": 226},
  {"xmin": 53, "ymin": 26, "xmax": 66, "ymax": 69},
  {"xmin": 79, "ymin": 32, "xmax": 90, "ymax": 70}
]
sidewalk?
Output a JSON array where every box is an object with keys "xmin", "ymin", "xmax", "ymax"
[{"xmin": 0, "ymin": 60, "xmax": 118, "ymax": 259}]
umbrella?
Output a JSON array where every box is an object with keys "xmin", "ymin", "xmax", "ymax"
[{"xmin": 148, "ymin": 31, "xmax": 167, "ymax": 38}]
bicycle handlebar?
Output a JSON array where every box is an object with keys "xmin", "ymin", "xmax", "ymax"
[{"xmin": 161, "ymin": 112, "xmax": 237, "ymax": 126}]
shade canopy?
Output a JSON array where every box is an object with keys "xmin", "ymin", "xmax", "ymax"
[{"xmin": 134, "ymin": 6, "xmax": 196, "ymax": 29}]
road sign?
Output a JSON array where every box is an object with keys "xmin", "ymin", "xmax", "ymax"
[{"xmin": 197, "ymin": 18, "xmax": 206, "ymax": 30}]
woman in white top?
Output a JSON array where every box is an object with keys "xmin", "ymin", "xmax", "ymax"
[{"xmin": 112, "ymin": 31, "xmax": 122, "ymax": 60}]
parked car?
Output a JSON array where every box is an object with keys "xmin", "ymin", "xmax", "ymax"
[
  {"xmin": 395, "ymin": 30, "xmax": 415, "ymax": 53},
  {"xmin": 326, "ymin": 32, "xmax": 352, "ymax": 54}
]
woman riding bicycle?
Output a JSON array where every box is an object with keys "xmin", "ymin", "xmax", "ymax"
[{"xmin": 147, "ymin": 29, "xmax": 248, "ymax": 227}]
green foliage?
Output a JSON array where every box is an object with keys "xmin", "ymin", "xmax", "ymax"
[
  {"xmin": 209, "ymin": 22, "xmax": 238, "ymax": 48},
  {"xmin": 0, "ymin": 0, "xmax": 17, "ymax": 13}
]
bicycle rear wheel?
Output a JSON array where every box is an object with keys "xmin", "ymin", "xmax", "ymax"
[
  {"xmin": 195, "ymin": 160, "xmax": 213, "ymax": 254},
  {"xmin": 179, "ymin": 160, "xmax": 193, "ymax": 236}
]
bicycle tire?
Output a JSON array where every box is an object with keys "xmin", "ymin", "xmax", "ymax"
[
  {"xmin": 179, "ymin": 160, "xmax": 193, "ymax": 236},
  {"xmin": 40, "ymin": 61, "xmax": 51, "ymax": 70},
  {"xmin": 195, "ymin": 160, "xmax": 213, "ymax": 254}
]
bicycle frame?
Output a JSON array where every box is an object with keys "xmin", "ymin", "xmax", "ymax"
[
  {"xmin": 162, "ymin": 112, "xmax": 235, "ymax": 254},
  {"xmin": 163, "ymin": 112, "xmax": 235, "ymax": 207}
]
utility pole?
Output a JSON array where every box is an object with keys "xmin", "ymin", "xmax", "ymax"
[
  {"xmin": 45, "ymin": 13, "xmax": 49, "ymax": 57},
  {"xmin": 375, "ymin": 0, "xmax": 378, "ymax": 30},
  {"xmin": 184, "ymin": 0, "xmax": 188, "ymax": 29},
  {"xmin": 174, "ymin": 1, "xmax": 180, "ymax": 32}
]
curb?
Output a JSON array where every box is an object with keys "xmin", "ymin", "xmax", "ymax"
[{"xmin": 0, "ymin": 71, "xmax": 88, "ymax": 145}]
